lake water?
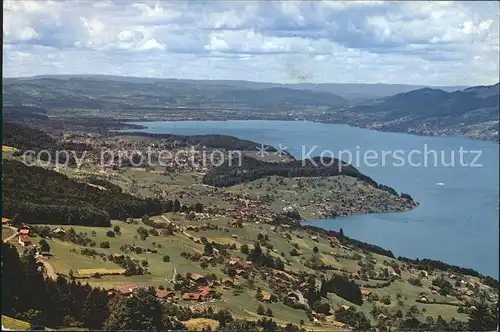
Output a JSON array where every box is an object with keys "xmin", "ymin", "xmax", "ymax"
[{"xmin": 126, "ymin": 120, "xmax": 499, "ymax": 277}]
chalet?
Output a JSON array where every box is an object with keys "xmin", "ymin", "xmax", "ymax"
[
  {"xmin": 190, "ymin": 273, "xmax": 206, "ymax": 284},
  {"xmin": 182, "ymin": 293, "xmax": 200, "ymax": 301},
  {"xmin": 52, "ymin": 227, "xmax": 66, "ymax": 235},
  {"xmin": 311, "ymin": 235, "xmax": 319, "ymax": 242},
  {"xmin": 350, "ymin": 273, "xmax": 360, "ymax": 279},
  {"xmin": 156, "ymin": 289, "xmax": 175, "ymax": 299},
  {"xmin": 296, "ymin": 250, "xmax": 304, "ymax": 255},
  {"xmin": 361, "ymin": 290, "xmax": 372, "ymax": 297},
  {"xmin": 464, "ymin": 290, "xmax": 474, "ymax": 296},
  {"xmin": 115, "ymin": 284, "xmax": 138, "ymax": 296},
  {"xmin": 419, "ymin": 295, "xmax": 429, "ymax": 302},
  {"xmin": 341, "ymin": 305, "xmax": 353, "ymax": 311},
  {"xmin": 199, "ymin": 287, "xmax": 213, "ymax": 299},
  {"xmin": 18, "ymin": 235, "xmax": 32, "ymax": 247},
  {"xmin": 201, "ymin": 256, "xmax": 214, "ymax": 262},
  {"xmin": 262, "ymin": 293, "xmax": 272, "ymax": 303},
  {"xmin": 229, "ymin": 257, "xmax": 250, "ymax": 270},
  {"xmin": 18, "ymin": 227, "xmax": 30, "ymax": 235},
  {"xmin": 299, "ymin": 282, "xmax": 307, "ymax": 288},
  {"xmin": 222, "ymin": 277, "xmax": 235, "ymax": 286},
  {"xmin": 112, "ymin": 253, "xmax": 124, "ymax": 259}
]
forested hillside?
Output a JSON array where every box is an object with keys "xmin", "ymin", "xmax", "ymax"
[
  {"xmin": 202, "ymin": 155, "xmax": 406, "ymax": 199},
  {"xmin": 2, "ymin": 160, "xmax": 169, "ymax": 226},
  {"xmin": 3, "ymin": 122, "xmax": 56, "ymax": 150},
  {"xmin": 117, "ymin": 132, "xmax": 278, "ymax": 151}
]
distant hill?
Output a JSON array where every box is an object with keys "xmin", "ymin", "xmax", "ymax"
[
  {"xmin": 3, "ymin": 75, "xmax": 466, "ymax": 107},
  {"xmin": 322, "ymin": 83, "xmax": 499, "ymax": 141},
  {"xmin": 2, "ymin": 76, "xmax": 348, "ymax": 110}
]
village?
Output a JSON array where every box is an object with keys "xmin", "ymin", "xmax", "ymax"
[{"xmin": 2, "ymin": 206, "xmax": 496, "ymax": 331}]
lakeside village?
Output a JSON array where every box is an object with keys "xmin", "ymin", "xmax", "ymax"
[{"xmin": 46, "ymin": 133, "xmax": 418, "ymax": 219}]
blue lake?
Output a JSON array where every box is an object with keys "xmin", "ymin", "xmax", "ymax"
[{"xmin": 126, "ymin": 120, "xmax": 499, "ymax": 277}]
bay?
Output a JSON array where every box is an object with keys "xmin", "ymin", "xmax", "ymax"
[{"xmin": 126, "ymin": 120, "xmax": 499, "ymax": 277}]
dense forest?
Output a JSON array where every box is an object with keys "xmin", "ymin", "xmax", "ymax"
[
  {"xmin": 2, "ymin": 160, "xmax": 169, "ymax": 226},
  {"xmin": 3, "ymin": 122, "xmax": 56, "ymax": 151}
]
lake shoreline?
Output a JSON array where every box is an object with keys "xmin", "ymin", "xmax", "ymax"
[
  {"xmin": 122, "ymin": 119, "xmax": 499, "ymax": 277},
  {"xmin": 119, "ymin": 118, "xmax": 499, "ymax": 143}
]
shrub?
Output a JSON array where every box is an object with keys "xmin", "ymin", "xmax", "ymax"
[
  {"xmin": 100, "ymin": 241, "xmax": 110, "ymax": 249},
  {"xmin": 257, "ymin": 305, "xmax": 265, "ymax": 315}
]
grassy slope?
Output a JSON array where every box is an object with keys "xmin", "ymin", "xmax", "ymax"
[
  {"xmin": 33, "ymin": 215, "xmax": 485, "ymax": 326},
  {"xmin": 2, "ymin": 315, "xmax": 31, "ymax": 330}
]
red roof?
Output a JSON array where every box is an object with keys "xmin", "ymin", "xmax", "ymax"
[
  {"xmin": 19, "ymin": 235, "xmax": 31, "ymax": 243},
  {"xmin": 199, "ymin": 287, "xmax": 212, "ymax": 297},
  {"xmin": 156, "ymin": 289, "xmax": 174, "ymax": 298},
  {"xmin": 115, "ymin": 285, "xmax": 138, "ymax": 295}
]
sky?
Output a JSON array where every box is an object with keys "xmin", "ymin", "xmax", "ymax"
[{"xmin": 3, "ymin": 0, "xmax": 499, "ymax": 86}]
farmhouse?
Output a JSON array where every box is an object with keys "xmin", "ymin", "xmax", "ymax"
[
  {"xmin": 52, "ymin": 227, "xmax": 66, "ymax": 235},
  {"xmin": 18, "ymin": 235, "xmax": 32, "ymax": 247},
  {"xmin": 190, "ymin": 273, "xmax": 207, "ymax": 284},
  {"xmin": 222, "ymin": 277, "xmax": 235, "ymax": 286},
  {"xmin": 199, "ymin": 287, "xmax": 214, "ymax": 299},
  {"xmin": 262, "ymin": 293, "xmax": 272, "ymax": 303},
  {"xmin": 229, "ymin": 257, "xmax": 251, "ymax": 269},
  {"xmin": 156, "ymin": 289, "xmax": 175, "ymax": 300},
  {"xmin": 114, "ymin": 285, "xmax": 139, "ymax": 297},
  {"xmin": 419, "ymin": 295, "xmax": 429, "ymax": 302},
  {"xmin": 18, "ymin": 226, "xmax": 31, "ymax": 235}
]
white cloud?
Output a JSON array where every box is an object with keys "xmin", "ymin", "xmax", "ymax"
[
  {"xmin": 137, "ymin": 39, "xmax": 166, "ymax": 51},
  {"xmin": 2, "ymin": 0, "xmax": 499, "ymax": 85}
]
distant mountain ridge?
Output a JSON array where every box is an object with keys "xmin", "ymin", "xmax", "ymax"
[
  {"xmin": 3, "ymin": 74, "xmax": 467, "ymax": 101},
  {"xmin": 323, "ymin": 83, "xmax": 499, "ymax": 141}
]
